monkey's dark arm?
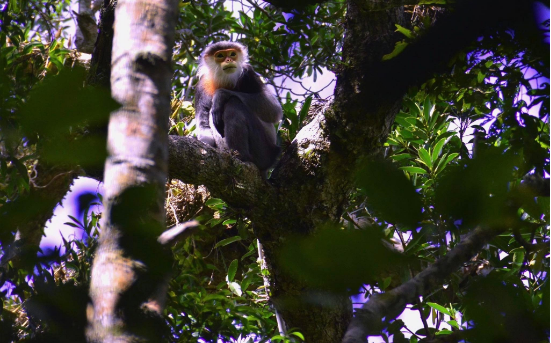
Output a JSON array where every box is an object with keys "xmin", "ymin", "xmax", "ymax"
[
  {"xmin": 211, "ymin": 66, "xmax": 282, "ymax": 129},
  {"xmin": 194, "ymin": 81, "xmax": 216, "ymax": 147},
  {"xmin": 212, "ymin": 88, "xmax": 282, "ymax": 126}
]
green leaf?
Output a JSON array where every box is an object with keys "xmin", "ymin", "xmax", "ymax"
[
  {"xmin": 280, "ymin": 226, "xmax": 408, "ymax": 292},
  {"xmin": 418, "ymin": 147, "xmax": 432, "ymax": 168},
  {"xmin": 423, "ymin": 98, "xmax": 434, "ymax": 123},
  {"xmin": 512, "ymin": 248, "xmax": 525, "ymax": 265},
  {"xmin": 435, "ymin": 152, "xmax": 459, "ymax": 174},
  {"xmin": 477, "ymin": 71, "xmax": 486, "ymax": 83},
  {"xmin": 214, "ymin": 236, "xmax": 242, "ymax": 249},
  {"xmin": 383, "ymin": 41, "xmax": 408, "ymax": 60},
  {"xmin": 228, "ymin": 281, "xmax": 242, "ymax": 296},
  {"xmin": 429, "ymin": 110, "xmax": 440, "ymax": 129},
  {"xmin": 435, "ymin": 329, "xmax": 453, "ymax": 335},
  {"xmin": 395, "ymin": 24, "xmax": 413, "ymax": 39},
  {"xmin": 271, "ymin": 335, "xmax": 285, "ymax": 342},
  {"xmin": 427, "ymin": 302, "xmax": 451, "ymax": 316},
  {"xmin": 399, "ymin": 166, "xmax": 426, "ymax": 174},
  {"xmin": 290, "ymin": 331, "xmax": 305, "ymax": 340},
  {"xmin": 241, "ymin": 275, "xmax": 252, "ymax": 291},
  {"xmin": 404, "ymin": 99, "xmax": 421, "ymax": 117},
  {"xmin": 357, "ymin": 160, "xmax": 423, "ymax": 227},
  {"xmin": 395, "ymin": 116, "xmax": 413, "ymax": 128},
  {"xmin": 227, "ymin": 259, "xmax": 238, "ymax": 282},
  {"xmin": 444, "ymin": 153, "xmax": 459, "ymax": 164},
  {"xmin": 207, "ymin": 217, "xmax": 225, "ymax": 227},
  {"xmin": 447, "ymin": 320, "xmax": 460, "ymax": 329},
  {"xmin": 431, "ymin": 138, "xmax": 446, "ymax": 161},
  {"xmin": 64, "ymin": 262, "xmax": 79, "ymax": 273},
  {"xmin": 206, "ymin": 198, "xmax": 226, "ymax": 208},
  {"xmin": 381, "ymin": 276, "xmax": 392, "ymax": 290}
]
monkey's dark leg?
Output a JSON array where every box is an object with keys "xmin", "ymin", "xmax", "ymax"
[
  {"xmin": 223, "ymin": 97, "xmax": 255, "ymax": 163},
  {"xmin": 224, "ymin": 97, "xmax": 279, "ymax": 171}
]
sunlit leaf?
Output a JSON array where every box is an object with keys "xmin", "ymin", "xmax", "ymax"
[
  {"xmin": 417, "ymin": 147, "xmax": 432, "ymax": 168},
  {"xmin": 227, "ymin": 259, "xmax": 238, "ymax": 282},
  {"xmin": 399, "ymin": 166, "xmax": 426, "ymax": 174},
  {"xmin": 228, "ymin": 281, "xmax": 242, "ymax": 296},
  {"xmin": 431, "ymin": 138, "xmax": 446, "ymax": 161},
  {"xmin": 427, "ymin": 302, "xmax": 451, "ymax": 316}
]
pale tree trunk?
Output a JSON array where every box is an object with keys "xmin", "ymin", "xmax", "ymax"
[{"xmin": 86, "ymin": 0, "xmax": 178, "ymax": 341}]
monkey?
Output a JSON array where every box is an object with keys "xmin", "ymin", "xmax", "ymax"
[{"xmin": 194, "ymin": 41, "xmax": 282, "ymax": 174}]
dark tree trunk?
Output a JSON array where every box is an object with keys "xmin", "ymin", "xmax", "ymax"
[
  {"xmin": 86, "ymin": 0, "xmax": 116, "ymax": 88},
  {"xmin": 169, "ymin": 2, "xmax": 411, "ymax": 341}
]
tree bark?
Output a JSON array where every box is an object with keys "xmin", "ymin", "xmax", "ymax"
[
  {"xmin": 86, "ymin": 0, "xmax": 544, "ymax": 341},
  {"xmin": 87, "ymin": 0, "xmax": 116, "ymax": 88},
  {"xmin": 74, "ymin": 0, "xmax": 98, "ymax": 54},
  {"xmin": 168, "ymin": 2, "xmax": 410, "ymax": 340},
  {"xmin": 86, "ymin": 0, "xmax": 178, "ymax": 340}
]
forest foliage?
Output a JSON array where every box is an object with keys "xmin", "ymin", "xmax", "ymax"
[{"xmin": 0, "ymin": 0, "xmax": 549, "ymax": 342}]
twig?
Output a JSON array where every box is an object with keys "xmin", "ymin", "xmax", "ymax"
[
  {"xmin": 342, "ymin": 225, "xmax": 505, "ymax": 343},
  {"xmin": 158, "ymin": 220, "xmax": 200, "ymax": 246}
]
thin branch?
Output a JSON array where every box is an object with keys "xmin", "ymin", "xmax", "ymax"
[
  {"xmin": 158, "ymin": 220, "xmax": 200, "ymax": 245},
  {"xmin": 397, "ymin": 230, "xmax": 431, "ymax": 339},
  {"xmin": 342, "ymin": 226, "xmax": 506, "ymax": 343}
]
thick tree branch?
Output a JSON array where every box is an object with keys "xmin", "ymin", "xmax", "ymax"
[
  {"xmin": 342, "ymin": 226, "xmax": 506, "ymax": 343},
  {"xmin": 263, "ymin": 0, "xmax": 426, "ymax": 11},
  {"xmin": 168, "ymin": 135, "xmax": 278, "ymax": 215},
  {"xmin": 365, "ymin": 0, "xmax": 545, "ymax": 104}
]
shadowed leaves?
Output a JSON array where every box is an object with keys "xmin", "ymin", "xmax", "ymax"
[
  {"xmin": 19, "ymin": 67, "xmax": 119, "ymax": 168},
  {"xmin": 434, "ymin": 148, "xmax": 520, "ymax": 227},
  {"xmin": 356, "ymin": 159, "xmax": 423, "ymax": 228},
  {"xmin": 462, "ymin": 273, "xmax": 549, "ymax": 343},
  {"xmin": 279, "ymin": 227, "xmax": 407, "ymax": 293}
]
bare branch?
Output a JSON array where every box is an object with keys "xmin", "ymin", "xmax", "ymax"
[{"xmin": 158, "ymin": 220, "xmax": 200, "ymax": 245}]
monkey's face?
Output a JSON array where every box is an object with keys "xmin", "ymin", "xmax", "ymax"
[{"xmin": 214, "ymin": 49, "xmax": 240, "ymax": 74}]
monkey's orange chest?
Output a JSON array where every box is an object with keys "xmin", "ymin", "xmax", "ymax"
[{"xmin": 202, "ymin": 76, "xmax": 217, "ymax": 97}]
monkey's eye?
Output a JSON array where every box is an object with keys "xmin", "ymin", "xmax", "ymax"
[
  {"xmin": 215, "ymin": 53, "xmax": 224, "ymax": 58},
  {"xmin": 230, "ymin": 52, "xmax": 237, "ymax": 57}
]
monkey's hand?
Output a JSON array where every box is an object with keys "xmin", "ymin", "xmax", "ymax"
[
  {"xmin": 211, "ymin": 89, "xmax": 233, "ymax": 137},
  {"xmin": 197, "ymin": 129, "xmax": 216, "ymax": 147}
]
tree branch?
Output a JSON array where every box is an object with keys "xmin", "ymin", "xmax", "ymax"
[
  {"xmin": 158, "ymin": 220, "xmax": 200, "ymax": 245},
  {"xmin": 168, "ymin": 135, "xmax": 279, "ymax": 214},
  {"xmin": 365, "ymin": 0, "xmax": 544, "ymax": 104},
  {"xmin": 262, "ymin": 0, "xmax": 425, "ymax": 11},
  {"xmin": 342, "ymin": 226, "xmax": 506, "ymax": 343}
]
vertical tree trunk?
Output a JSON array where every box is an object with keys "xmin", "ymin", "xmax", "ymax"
[
  {"xmin": 261, "ymin": 2, "xmax": 411, "ymax": 342},
  {"xmin": 86, "ymin": 0, "xmax": 178, "ymax": 341}
]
